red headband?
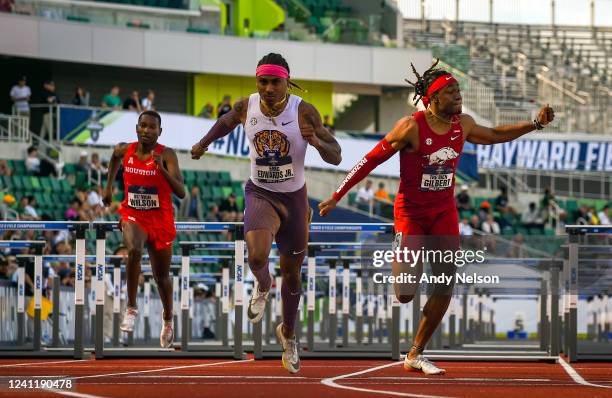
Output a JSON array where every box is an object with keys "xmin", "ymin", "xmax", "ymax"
[
  {"xmin": 422, "ymin": 74, "xmax": 457, "ymax": 107},
  {"xmin": 256, "ymin": 64, "xmax": 289, "ymax": 79}
]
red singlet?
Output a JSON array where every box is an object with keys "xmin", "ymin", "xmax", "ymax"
[
  {"xmin": 394, "ymin": 111, "xmax": 464, "ymax": 236},
  {"xmin": 119, "ymin": 142, "xmax": 176, "ymax": 249}
]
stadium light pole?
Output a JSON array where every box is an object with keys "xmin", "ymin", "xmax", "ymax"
[
  {"xmin": 550, "ymin": 0, "xmax": 556, "ymax": 28},
  {"xmin": 489, "ymin": 0, "xmax": 493, "ymax": 25},
  {"xmin": 590, "ymin": 0, "xmax": 595, "ymax": 31}
]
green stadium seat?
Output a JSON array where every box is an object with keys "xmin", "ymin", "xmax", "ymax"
[
  {"xmin": 221, "ymin": 186, "xmax": 233, "ymax": 198},
  {"xmin": 212, "ymin": 186, "xmax": 223, "ymax": 200},
  {"xmin": 183, "ymin": 170, "xmax": 197, "ymax": 186},
  {"xmin": 11, "ymin": 175, "xmax": 25, "ymax": 192},
  {"xmin": 29, "ymin": 176, "xmax": 41, "ymax": 191},
  {"xmin": 218, "ymin": 171, "xmax": 231, "ymax": 185},
  {"xmin": 1, "ymin": 176, "xmax": 12, "ymax": 190},
  {"xmin": 40, "ymin": 177, "xmax": 52, "ymax": 192},
  {"xmin": 348, "ymin": 192, "xmax": 356, "ymax": 206},
  {"xmin": 12, "ymin": 160, "xmax": 26, "ymax": 175},
  {"xmin": 63, "ymin": 164, "xmax": 76, "ymax": 176},
  {"xmin": 60, "ymin": 179, "xmax": 73, "ymax": 193}
]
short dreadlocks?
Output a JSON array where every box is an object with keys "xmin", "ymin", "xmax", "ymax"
[{"xmin": 404, "ymin": 59, "xmax": 451, "ymax": 106}]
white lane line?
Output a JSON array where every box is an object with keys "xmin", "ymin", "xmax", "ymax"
[
  {"xmin": 321, "ymin": 361, "xmax": 455, "ymax": 398},
  {"xmin": 44, "ymin": 359, "xmax": 253, "ymax": 398},
  {"xmin": 364, "ymin": 377, "xmax": 551, "ymax": 382},
  {"xmin": 115, "ymin": 375, "xmax": 307, "ymax": 379},
  {"xmin": 46, "ymin": 389, "xmax": 108, "ymax": 398},
  {"xmin": 0, "ymin": 360, "xmax": 87, "ymax": 368},
  {"xmin": 72, "ymin": 359, "xmax": 253, "ymax": 380},
  {"xmin": 559, "ymin": 357, "xmax": 612, "ymax": 389}
]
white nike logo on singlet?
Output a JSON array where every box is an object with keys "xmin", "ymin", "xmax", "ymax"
[
  {"xmin": 446, "ymin": 76, "xmax": 452, "ymax": 80},
  {"xmin": 451, "ymin": 135, "xmax": 460, "ymax": 140}
]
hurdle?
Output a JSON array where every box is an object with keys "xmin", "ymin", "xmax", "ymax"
[
  {"xmin": 91, "ymin": 221, "xmax": 246, "ymax": 359},
  {"xmin": 0, "ymin": 241, "xmax": 45, "ymax": 353},
  {"xmin": 0, "ymin": 221, "xmax": 90, "ymax": 359},
  {"xmin": 178, "ymin": 238, "xmax": 246, "ymax": 359},
  {"xmin": 564, "ymin": 225, "xmax": 612, "ymax": 362}
]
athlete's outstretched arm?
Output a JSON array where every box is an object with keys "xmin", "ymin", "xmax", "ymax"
[
  {"xmin": 465, "ymin": 105, "xmax": 554, "ymax": 145},
  {"xmin": 153, "ymin": 147, "xmax": 185, "ymax": 199},
  {"xmin": 299, "ymin": 102, "xmax": 342, "ymax": 165},
  {"xmin": 103, "ymin": 142, "xmax": 129, "ymax": 207},
  {"xmin": 191, "ymin": 98, "xmax": 248, "ymax": 159},
  {"xmin": 318, "ymin": 117, "xmax": 417, "ymax": 217}
]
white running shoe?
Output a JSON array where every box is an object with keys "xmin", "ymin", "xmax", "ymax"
[
  {"xmin": 276, "ymin": 324, "xmax": 300, "ymax": 374},
  {"xmin": 247, "ymin": 280, "xmax": 270, "ymax": 324},
  {"xmin": 404, "ymin": 355, "xmax": 445, "ymax": 375},
  {"xmin": 160, "ymin": 319, "xmax": 174, "ymax": 348},
  {"xmin": 120, "ymin": 307, "xmax": 138, "ymax": 333}
]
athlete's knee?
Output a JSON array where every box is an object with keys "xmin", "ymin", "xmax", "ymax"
[
  {"xmin": 127, "ymin": 247, "xmax": 143, "ymax": 260},
  {"xmin": 248, "ymin": 251, "xmax": 269, "ymax": 270},
  {"xmin": 396, "ymin": 294, "xmax": 414, "ymax": 304},
  {"xmin": 151, "ymin": 268, "xmax": 169, "ymax": 283}
]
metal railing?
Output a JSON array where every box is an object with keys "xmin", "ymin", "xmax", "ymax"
[
  {"xmin": 0, "ymin": 114, "xmax": 30, "ymax": 143},
  {"xmin": 437, "ymin": 60, "xmax": 496, "ymax": 121}
]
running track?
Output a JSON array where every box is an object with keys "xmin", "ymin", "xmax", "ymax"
[{"xmin": 0, "ymin": 357, "xmax": 610, "ymax": 398}]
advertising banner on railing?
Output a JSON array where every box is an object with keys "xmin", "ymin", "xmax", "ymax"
[{"xmin": 59, "ymin": 107, "xmax": 481, "ymax": 180}]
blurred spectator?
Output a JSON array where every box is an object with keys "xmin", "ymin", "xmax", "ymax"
[
  {"xmin": 39, "ymin": 80, "xmax": 60, "ymax": 141},
  {"xmin": 481, "ymin": 214, "xmax": 500, "ymax": 234},
  {"xmin": 219, "ymin": 193, "xmax": 242, "ymax": 222},
  {"xmin": 459, "ymin": 218, "xmax": 473, "ymax": 236},
  {"xmin": 598, "ymin": 205, "xmax": 611, "ymax": 225},
  {"xmin": 199, "ymin": 102, "xmax": 214, "ymax": 118},
  {"xmin": 25, "ymin": 146, "xmax": 41, "ymax": 174},
  {"xmin": 64, "ymin": 199, "xmax": 80, "ymax": 221},
  {"xmin": 101, "ymin": 86, "xmax": 121, "ymax": 110},
  {"xmin": 494, "ymin": 187, "xmax": 517, "ymax": 215},
  {"xmin": 374, "ymin": 182, "xmax": 391, "ymax": 203},
  {"xmin": 123, "ymin": 90, "xmax": 142, "ymax": 112},
  {"xmin": 589, "ymin": 207, "xmax": 599, "ymax": 225},
  {"xmin": 75, "ymin": 151, "xmax": 89, "ymax": 173},
  {"xmin": 179, "ymin": 186, "xmax": 203, "ymax": 220},
  {"xmin": 217, "ymin": 95, "xmax": 232, "ymax": 118},
  {"xmin": 141, "ymin": 89, "xmax": 155, "ymax": 111},
  {"xmin": 10, "ymin": 76, "xmax": 31, "ymax": 116},
  {"xmin": 323, "ymin": 114, "xmax": 335, "ymax": 135},
  {"xmin": 540, "ymin": 187, "xmax": 556, "ymax": 208},
  {"xmin": 71, "ymin": 86, "xmax": 90, "ymax": 106},
  {"xmin": 24, "ymin": 195, "xmax": 40, "ymax": 220},
  {"xmin": 356, "ymin": 180, "xmax": 374, "ymax": 212},
  {"xmin": 87, "ymin": 185, "xmax": 104, "ymax": 208},
  {"xmin": 90, "ymin": 152, "xmax": 108, "ymax": 181},
  {"xmin": 478, "ymin": 201, "xmax": 491, "ymax": 220},
  {"xmin": 0, "ymin": 0, "xmax": 15, "ymax": 13},
  {"xmin": 455, "ymin": 185, "xmax": 472, "ymax": 211},
  {"xmin": 574, "ymin": 205, "xmax": 589, "ymax": 225},
  {"xmin": 0, "ymin": 159, "xmax": 12, "ymax": 176},
  {"xmin": 205, "ymin": 204, "xmax": 221, "ymax": 222},
  {"xmin": 521, "ymin": 202, "xmax": 544, "ymax": 234}
]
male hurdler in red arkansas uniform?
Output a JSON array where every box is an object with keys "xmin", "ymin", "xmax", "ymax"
[
  {"xmin": 319, "ymin": 60, "xmax": 555, "ymax": 375},
  {"xmin": 103, "ymin": 110, "xmax": 185, "ymax": 348}
]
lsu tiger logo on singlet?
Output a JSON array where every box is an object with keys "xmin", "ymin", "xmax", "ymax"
[{"xmin": 252, "ymin": 130, "xmax": 294, "ymax": 183}]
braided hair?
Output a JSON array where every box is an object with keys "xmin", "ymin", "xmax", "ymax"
[
  {"xmin": 404, "ymin": 59, "xmax": 450, "ymax": 106},
  {"xmin": 257, "ymin": 53, "xmax": 304, "ymax": 91}
]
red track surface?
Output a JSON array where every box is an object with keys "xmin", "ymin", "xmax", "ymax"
[{"xmin": 0, "ymin": 356, "xmax": 610, "ymax": 398}]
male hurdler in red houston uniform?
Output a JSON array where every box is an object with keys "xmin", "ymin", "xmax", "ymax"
[
  {"xmin": 103, "ymin": 110, "xmax": 185, "ymax": 348},
  {"xmin": 319, "ymin": 60, "xmax": 555, "ymax": 375}
]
